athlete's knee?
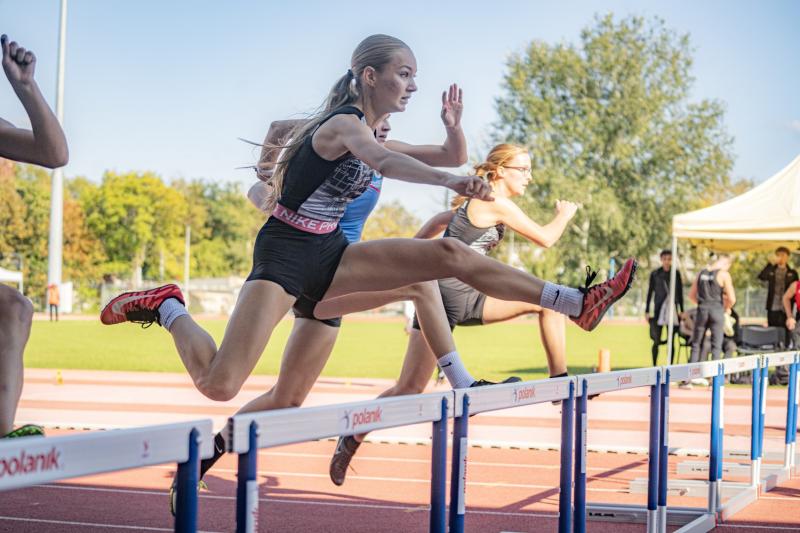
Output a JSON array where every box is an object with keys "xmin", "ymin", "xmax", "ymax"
[
  {"xmin": 406, "ymin": 280, "xmax": 439, "ymax": 301},
  {"xmin": 0, "ymin": 288, "xmax": 33, "ymax": 328},
  {"xmin": 437, "ymin": 238, "xmax": 471, "ymax": 270},
  {"xmin": 197, "ymin": 376, "xmax": 243, "ymax": 402}
]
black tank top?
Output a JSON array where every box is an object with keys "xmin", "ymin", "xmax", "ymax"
[
  {"xmin": 444, "ymin": 201, "xmax": 505, "ymax": 255},
  {"xmin": 697, "ymin": 268, "xmax": 724, "ymax": 307},
  {"xmin": 278, "ymin": 106, "xmax": 373, "ymax": 223}
]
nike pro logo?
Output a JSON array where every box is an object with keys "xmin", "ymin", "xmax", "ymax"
[
  {"xmin": 553, "ymin": 289, "xmax": 560, "ymax": 305},
  {"xmin": 111, "ymin": 294, "xmax": 153, "ymax": 314},
  {"xmin": 440, "ymin": 362, "xmax": 453, "ymax": 368},
  {"xmin": 587, "ymin": 286, "xmax": 616, "ymax": 313}
]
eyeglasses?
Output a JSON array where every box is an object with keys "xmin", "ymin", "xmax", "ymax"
[{"xmin": 502, "ymin": 166, "xmax": 532, "ymax": 174}]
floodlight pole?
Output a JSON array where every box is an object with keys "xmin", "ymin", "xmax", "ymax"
[
  {"xmin": 184, "ymin": 225, "xmax": 191, "ymax": 306},
  {"xmin": 47, "ymin": 0, "xmax": 68, "ymax": 288}
]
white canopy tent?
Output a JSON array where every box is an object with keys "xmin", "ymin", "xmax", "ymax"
[
  {"xmin": 0, "ymin": 267, "xmax": 23, "ymax": 293},
  {"xmin": 666, "ymin": 154, "xmax": 800, "ymax": 356}
]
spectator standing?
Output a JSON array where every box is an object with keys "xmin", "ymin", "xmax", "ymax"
[
  {"xmin": 758, "ymin": 247, "xmax": 798, "ymax": 346},
  {"xmin": 47, "ymin": 283, "xmax": 59, "ymax": 322},
  {"xmin": 783, "ymin": 278, "xmax": 800, "ymax": 350},
  {"xmin": 689, "ymin": 255, "xmax": 736, "ymax": 365},
  {"xmin": 645, "ymin": 249, "xmax": 684, "ymax": 365}
]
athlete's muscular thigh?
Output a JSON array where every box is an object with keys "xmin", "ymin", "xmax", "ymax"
[{"xmin": 325, "ymin": 239, "xmax": 462, "ymax": 299}]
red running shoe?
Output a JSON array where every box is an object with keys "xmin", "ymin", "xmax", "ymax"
[
  {"xmin": 571, "ymin": 258, "xmax": 637, "ymax": 332},
  {"xmin": 100, "ymin": 284, "xmax": 184, "ymax": 326}
]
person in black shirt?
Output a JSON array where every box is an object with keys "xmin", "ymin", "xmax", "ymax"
[
  {"xmin": 689, "ymin": 255, "xmax": 736, "ymax": 364},
  {"xmin": 758, "ymin": 247, "xmax": 798, "ymax": 347},
  {"xmin": 645, "ymin": 250, "xmax": 684, "ymax": 365}
]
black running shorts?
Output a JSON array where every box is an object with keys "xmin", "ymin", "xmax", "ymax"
[
  {"xmin": 292, "ymin": 295, "xmax": 342, "ymax": 328},
  {"xmin": 247, "ymin": 217, "xmax": 349, "ymax": 305},
  {"xmin": 412, "ymin": 277, "xmax": 486, "ymax": 330}
]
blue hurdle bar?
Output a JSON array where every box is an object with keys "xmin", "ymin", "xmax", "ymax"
[
  {"xmin": 646, "ymin": 369, "xmax": 662, "ymax": 533},
  {"xmin": 657, "ymin": 369, "xmax": 670, "ymax": 533},
  {"xmin": 430, "ymin": 396, "xmax": 449, "ymax": 533},
  {"xmin": 574, "ymin": 379, "xmax": 587, "ymax": 533},
  {"xmin": 235, "ymin": 422, "xmax": 259, "ymax": 533},
  {"xmin": 448, "ymin": 394, "xmax": 469, "ymax": 533},
  {"xmin": 751, "ymin": 358, "xmax": 761, "ymax": 486},
  {"xmin": 759, "ymin": 360, "xmax": 769, "ymax": 476},
  {"xmin": 175, "ymin": 428, "xmax": 200, "ymax": 533},
  {"xmin": 791, "ymin": 357, "xmax": 799, "ymax": 469},
  {"xmin": 785, "ymin": 358, "xmax": 798, "ymax": 469},
  {"xmin": 708, "ymin": 364, "xmax": 722, "ymax": 514},
  {"xmin": 559, "ymin": 381, "xmax": 575, "ymax": 533}
]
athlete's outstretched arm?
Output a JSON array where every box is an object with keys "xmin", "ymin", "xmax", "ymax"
[
  {"xmin": 326, "ymin": 114, "xmax": 492, "ymax": 200},
  {"xmin": 489, "ymin": 198, "xmax": 578, "ymax": 248},
  {"xmin": 385, "ymin": 84, "xmax": 467, "ymax": 167},
  {"xmin": 414, "ymin": 211, "xmax": 454, "ymax": 239},
  {"xmin": 0, "ymin": 35, "xmax": 68, "ymax": 168}
]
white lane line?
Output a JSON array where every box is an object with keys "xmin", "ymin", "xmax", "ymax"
[
  {"xmin": 31, "ymin": 484, "xmax": 559, "ymax": 518},
  {"xmin": 0, "ymin": 515, "xmax": 221, "ymax": 532},
  {"xmin": 259, "ymin": 450, "xmax": 649, "ymax": 473},
  {"xmin": 718, "ymin": 525, "xmax": 800, "ymax": 530}
]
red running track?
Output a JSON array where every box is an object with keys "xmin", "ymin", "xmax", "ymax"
[{"xmin": 1, "ymin": 431, "xmax": 799, "ymax": 532}]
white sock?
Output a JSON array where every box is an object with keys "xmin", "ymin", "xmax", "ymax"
[
  {"xmin": 158, "ymin": 297, "xmax": 189, "ymax": 331},
  {"xmin": 541, "ymin": 282, "xmax": 584, "ymax": 317},
  {"xmin": 437, "ymin": 351, "xmax": 475, "ymax": 389}
]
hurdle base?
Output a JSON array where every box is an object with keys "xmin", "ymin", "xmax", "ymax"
[
  {"xmin": 761, "ymin": 466, "xmax": 791, "ymax": 492},
  {"xmin": 725, "ymin": 448, "xmax": 800, "ymax": 463},
  {"xmin": 718, "ymin": 485, "xmax": 758, "ymax": 522},
  {"xmin": 586, "ymin": 504, "xmax": 705, "ymax": 526},
  {"xmin": 676, "ymin": 460, "xmax": 788, "ymax": 479},
  {"xmin": 629, "ymin": 478, "xmax": 751, "ymax": 498},
  {"xmin": 673, "ymin": 512, "xmax": 716, "ymax": 533}
]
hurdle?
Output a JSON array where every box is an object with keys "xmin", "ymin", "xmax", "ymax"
[
  {"xmin": 227, "ymin": 391, "xmax": 452, "ymax": 533},
  {"xmin": 637, "ymin": 353, "xmax": 798, "ymax": 531},
  {"xmin": 574, "ymin": 367, "xmax": 662, "ymax": 532},
  {"xmin": 447, "ymin": 376, "xmax": 575, "ymax": 533},
  {"xmin": 0, "ymin": 419, "xmax": 214, "ymax": 533}
]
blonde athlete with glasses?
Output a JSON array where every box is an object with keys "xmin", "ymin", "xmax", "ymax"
[{"xmin": 327, "ymin": 143, "xmax": 583, "ymax": 484}]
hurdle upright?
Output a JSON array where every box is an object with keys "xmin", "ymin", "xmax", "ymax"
[{"xmin": 227, "ymin": 391, "xmax": 452, "ymax": 533}]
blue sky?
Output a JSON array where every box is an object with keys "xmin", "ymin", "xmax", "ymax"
[{"xmin": 1, "ymin": 0, "xmax": 799, "ymax": 220}]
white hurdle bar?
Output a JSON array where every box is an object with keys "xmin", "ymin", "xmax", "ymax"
[
  {"xmin": 0, "ymin": 419, "xmax": 214, "ymax": 533},
  {"xmin": 227, "ymin": 391, "xmax": 453, "ymax": 533},
  {"xmin": 449, "ymin": 376, "xmax": 575, "ymax": 533},
  {"xmin": 577, "ymin": 367, "xmax": 663, "ymax": 533}
]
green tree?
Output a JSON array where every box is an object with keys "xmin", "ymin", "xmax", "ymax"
[
  {"xmin": 83, "ymin": 171, "xmax": 187, "ymax": 284},
  {"xmin": 362, "ymin": 201, "xmax": 421, "ymax": 241},
  {"xmin": 173, "ymin": 179, "xmax": 263, "ymax": 278},
  {"xmin": 492, "ymin": 14, "xmax": 735, "ymax": 284}
]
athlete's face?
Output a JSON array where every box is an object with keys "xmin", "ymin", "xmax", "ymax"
[
  {"xmin": 371, "ymin": 48, "xmax": 417, "ymax": 114},
  {"xmin": 498, "ymin": 153, "xmax": 532, "ymax": 197},
  {"xmin": 375, "ymin": 117, "xmax": 391, "ymax": 144}
]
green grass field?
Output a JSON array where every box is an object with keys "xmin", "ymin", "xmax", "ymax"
[{"xmin": 25, "ymin": 318, "xmax": 659, "ymax": 382}]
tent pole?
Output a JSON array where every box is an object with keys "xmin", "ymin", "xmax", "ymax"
[{"xmin": 666, "ymin": 235, "xmax": 678, "ymax": 364}]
